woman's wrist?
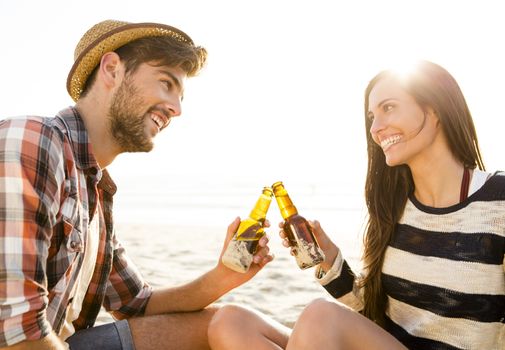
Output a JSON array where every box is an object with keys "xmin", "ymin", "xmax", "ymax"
[
  {"xmin": 319, "ymin": 244, "xmax": 340, "ymax": 273},
  {"xmin": 315, "ymin": 248, "xmax": 343, "ymax": 285}
]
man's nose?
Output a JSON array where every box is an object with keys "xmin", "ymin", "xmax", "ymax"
[{"xmin": 164, "ymin": 98, "xmax": 182, "ymax": 118}]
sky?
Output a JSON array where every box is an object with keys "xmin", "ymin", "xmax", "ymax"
[{"xmin": 1, "ymin": 0, "xmax": 504, "ymax": 203}]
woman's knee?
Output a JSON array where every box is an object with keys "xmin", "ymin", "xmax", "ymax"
[
  {"xmin": 296, "ymin": 298, "xmax": 352, "ymax": 333},
  {"xmin": 208, "ymin": 304, "xmax": 251, "ymax": 340},
  {"xmin": 287, "ymin": 299, "xmax": 354, "ymax": 349},
  {"xmin": 209, "ymin": 304, "xmax": 290, "ymax": 349}
]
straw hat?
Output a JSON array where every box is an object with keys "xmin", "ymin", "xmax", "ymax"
[{"xmin": 66, "ymin": 20, "xmax": 194, "ymax": 102}]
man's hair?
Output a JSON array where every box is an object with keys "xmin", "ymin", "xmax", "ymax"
[{"xmin": 80, "ymin": 36, "xmax": 207, "ymax": 98}]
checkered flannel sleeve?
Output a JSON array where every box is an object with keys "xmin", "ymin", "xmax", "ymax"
[
  {"xmin": 104, "ymin": 233, "xmax": 153, "ymax": 319},
  {"xmin": 0, "ymin": 118, "xmax": 65, "ymax": 346}
]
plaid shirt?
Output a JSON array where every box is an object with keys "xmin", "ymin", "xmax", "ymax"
[{"xmin": 0, "ymin": 107, "xmax": 152, "ymax": 346}]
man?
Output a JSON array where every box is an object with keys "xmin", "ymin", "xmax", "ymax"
[{"xmin": 0, "ymin": 20, "xmax": 288, "ymax": 349}]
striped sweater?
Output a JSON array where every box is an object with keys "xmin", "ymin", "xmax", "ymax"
[{"xmin": 319, "ymin": 171, "xmax": 505, "ymax": 349}]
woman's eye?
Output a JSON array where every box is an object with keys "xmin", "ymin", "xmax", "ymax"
[
  {"xmin": 367, "ymin": 112, "xmax": 375, "ymax": 121},
  {"xmin": 383, "ymin": 104, "xmax": 394, "ymax": 112}
]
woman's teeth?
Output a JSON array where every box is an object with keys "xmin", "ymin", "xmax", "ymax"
[{"xmin": 381, "ymin": 135, "xmax": 401, "ymax": 149}]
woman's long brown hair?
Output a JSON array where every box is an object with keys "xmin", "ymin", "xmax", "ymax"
[{"xmin": 361, "ymin": 61, "xmax": 485, "ymax": 325}]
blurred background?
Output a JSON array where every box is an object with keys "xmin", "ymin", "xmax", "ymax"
[{"xmin": 1, "ymin": 0, "xmax": 504, "ymax": 256}]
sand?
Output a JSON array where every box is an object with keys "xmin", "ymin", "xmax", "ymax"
[{"xmin": 96, "ymin": 222, "xmax": 362, "ymax": 327}]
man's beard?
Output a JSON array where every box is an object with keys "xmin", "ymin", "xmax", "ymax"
[{"xmin": 108, "ymin": 78, "xmax": 154, "ymax": 153}]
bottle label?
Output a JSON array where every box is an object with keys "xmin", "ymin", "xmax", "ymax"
[
  {"xmin": 222, "ymin": 240, "xmax": 254, "ymax": 273},
  {"xmin": 293, "ymin": 237, "xmax": 325, "ymax": 269},
  {"xmin": 221, "ymin": 219, "xmax": 264, "ymax": 273},
  {"xmin": 284, "ymin": 218, "xmax": 325, "ymax": 269},
  {"xmin": 235, "ymin": 220, "xmax": 264, "ymax": 241}
]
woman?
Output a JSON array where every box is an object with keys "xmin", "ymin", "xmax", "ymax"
[{"xmin": 208, "ymin": 61, "xmax": 505, "ymax": 349}]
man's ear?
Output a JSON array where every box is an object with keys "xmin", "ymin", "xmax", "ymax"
[{"xmin": 98, "ymin": 52, "xmax": 122, "ymax": 89}]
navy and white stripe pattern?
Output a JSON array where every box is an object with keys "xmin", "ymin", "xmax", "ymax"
[{"xmin": 321, "ymin": 172, "xmax": 505, "ymax": 349}]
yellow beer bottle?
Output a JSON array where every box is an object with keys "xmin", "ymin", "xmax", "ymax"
[
  {"xmin": 272, "ymin": 181, "xmax": 325, "ymax": 269},
  {"xmin": 221, "ymin": 186, "xmax": 273, "ymax": 273}
]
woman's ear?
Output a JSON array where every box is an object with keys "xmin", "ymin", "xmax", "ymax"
[
  {"xmin": 424, "ymin": 106, "xmax": 440, "ymax": 127},
  {"xmin": 98, "ymin": 52, "xmax": 122, "ymax": 89}
]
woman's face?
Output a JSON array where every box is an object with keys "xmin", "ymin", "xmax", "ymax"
[{"xmin": 367, "ymin": 76, "xmax": 441, "ymax": 167}]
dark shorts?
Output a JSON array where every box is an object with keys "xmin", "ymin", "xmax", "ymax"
[{"xmin": 65, "ymin": 319, "xmax": 135, "ymax": 350}]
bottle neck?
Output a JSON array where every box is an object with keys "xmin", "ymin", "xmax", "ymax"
[
  {"xmin": 249, "ymin": 195, "xmax": 272, "ymax": 221},
  {"xmin": 275, "ymin": 194, "xmax": 298, "ymax": 219}
]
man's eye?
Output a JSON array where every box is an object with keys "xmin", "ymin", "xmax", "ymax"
[{"xmin": 162, "ymin": 80, "xmax": 173, "ymax": 89}]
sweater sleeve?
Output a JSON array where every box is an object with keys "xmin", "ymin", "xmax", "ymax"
[{"xmin": 315, "ymin": 249, "xmax": 364, "ymax": 312}]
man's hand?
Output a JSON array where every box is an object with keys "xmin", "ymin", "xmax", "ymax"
[
  {"xmin": 146, "ymin": 217, "xmax": 276, "ymax": 315},
  {"xmin": 216, "ymin": 217, "xmax": 274, "ymax": 289},
  {"xmin": 0, "ymin": 332, "xmax": 68, "ymax": 350}
]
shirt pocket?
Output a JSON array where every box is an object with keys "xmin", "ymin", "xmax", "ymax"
[
  {"xmin": 53, "ymin": 194, "xmax": 84, "ymax": 277},
  {"xmin": 60, "ymin": 189, "xmax": 85, "ymax": 252},
  {"xmin": 62, "ymin": 218, "xmax": 84, "ymax": 253},
  {"xmin": 47, "ymin": 217, "xmax": 83, "ymax": 294}
]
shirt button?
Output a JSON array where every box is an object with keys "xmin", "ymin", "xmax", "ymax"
[{"xmin": 70, "ymin": 241, "xmax": 80, "ymax": 249}]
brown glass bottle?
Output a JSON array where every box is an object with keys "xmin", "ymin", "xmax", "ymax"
[
  {"xmin": 272, "ymin": 181, "xmax": 325, "ymax": 269},
  {"xmin": 221, "ymin": 187, "xmax": 273, "ymax": 273}
]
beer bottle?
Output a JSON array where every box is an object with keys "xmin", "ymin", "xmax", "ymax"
[
  {"xmin": 221, "ymin": 186, "xmax": 273, "ymax": 273},
  {"xmin": 272, "ymin": 181, "xmax": 325, "ymax": 269}
]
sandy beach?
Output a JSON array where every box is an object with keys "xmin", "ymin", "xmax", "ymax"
[
  {"xmin": 97, "ymin": 219, "xmax": 363, "ymax": 327},
  {"xmin": 93, "ymin": 173, "xmax": 367, "ymax": 327}
]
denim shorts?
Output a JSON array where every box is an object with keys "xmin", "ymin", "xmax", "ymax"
[{"xmin": 65, "ymin": 319, "xmax": 135, "ymax": 350}]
